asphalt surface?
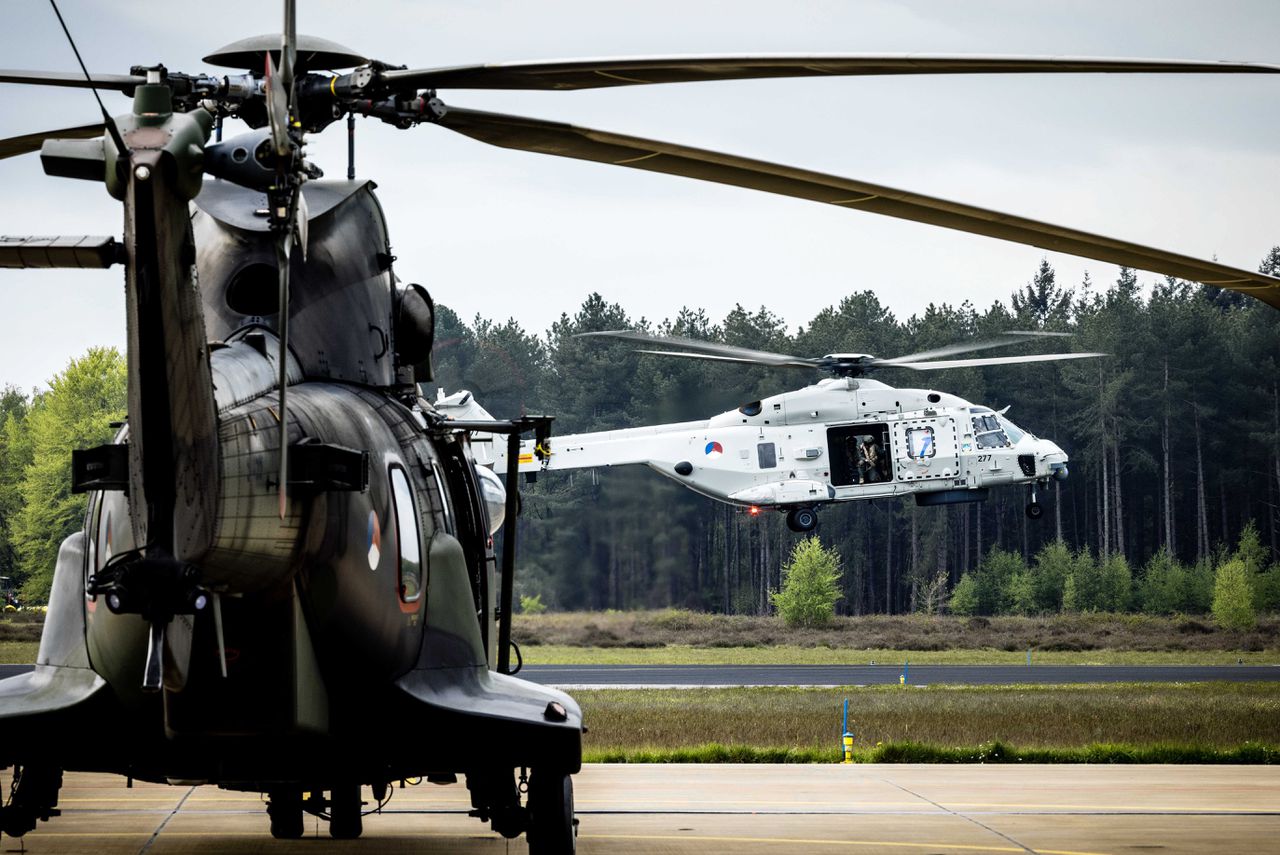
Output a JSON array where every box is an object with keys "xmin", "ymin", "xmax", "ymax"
[
  {"xmin": 518, "ymin": 662, "xmax": 1279, "ymax": 687},
  {"xmin": 4, "ymin": 662, "xmax": 1276, "ymax": 686},
  {"xmin": 9, "ymin": 765, "xmax": 1279, "ymax": 854}
]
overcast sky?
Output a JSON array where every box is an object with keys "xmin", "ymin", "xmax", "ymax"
[{"xmin": 1, "ymin": 0, "xmax": 1277, "ymax": 391}]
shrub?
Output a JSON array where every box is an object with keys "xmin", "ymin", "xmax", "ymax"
[
  {"xmin": 974, "ymin": 548, "xmax": 1024, "ymax": 615},
  {"xmin": 1005, "ymin": 571, "xmax": 1036, "ymax": 616},
  {"xmin": 1030, "ymin": 540, "xmax": 1073, "ymax": 612},
  {"xmin": 520, "ymin": 593, "xmax": 547, "ymax": 615},
  {"xmin": 1140, "ymin": 549, "xmax": 1185, "ymax": 615},
  {"xmin": 1098, "ymin": 554, "xmax": 1133, "ymax": 612},
  {"xmin": 948, "ymin": 573, "xmax": 979, "ymax": 616},
  {"xmin": 771, "ymin": 537, "xmax": 842, "ymax": 628},
  {"xmin": 1212, "ymin": 559, "xmax": 1257, "ymax": 631}
]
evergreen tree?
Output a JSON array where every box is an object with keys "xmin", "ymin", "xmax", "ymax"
[
  {"xmin": 1212, "ymin": 558, "xmax": 1257, "ymax": 630},
  {"xmin": 772, "ymin": 536, "xmax": 842, "ymax": 628}
]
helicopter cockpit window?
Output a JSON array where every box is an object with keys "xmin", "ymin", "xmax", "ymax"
[
  {"xmin": 739, "ymin": 401, "xmax": 763, "ymax": 417},
  {"xmin": 997, "ymin": 415, "xmax": 1026, "ymax": 444},
  {"xmin": 389, "ymin": 466, "xmax": 422, "ymax": 603},
  {"xmin": 971, "ymin": 414, "xmax": 1010, "ymax": 449}
]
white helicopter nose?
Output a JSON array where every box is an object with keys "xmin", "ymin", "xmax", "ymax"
[{"xmin": 1040, "ymin": 439, "xmax": 1069, "ymax": 481}]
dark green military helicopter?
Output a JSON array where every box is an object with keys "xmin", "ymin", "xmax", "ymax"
[{"xmin": 0, "ymin": 0, "xmax": 1278, "ymax": 850}]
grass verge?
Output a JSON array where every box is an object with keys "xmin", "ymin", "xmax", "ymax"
[
  {"xmin": 584, "ymin": 741, "xmax": 1279, "ymax": 764},
  {"xmin": 524, "ymin": 643, "xmax": 1278, "ymax": 666},
  {"xmin": 0, "ymin": 641, "xmax": 37, "ymax": 663},
  {"xmin": 575, "ymin": 683, "xmax": 1280, "ymax": 756},
  {"xmin": 515, "ymin": 610, "xmax": 1280, "ymax": 655}
]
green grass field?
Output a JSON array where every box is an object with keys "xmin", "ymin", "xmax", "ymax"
[
  {"xmin": 523, "ymin": 643, "xmax": 1276, "ymax": 666},
  {"xmin": 576, "ymin": 682, "xmax": 1280, "ymax": 762},
  {"xmin": 0, "ymin": 641, "xmax": 36, "ymax": 663}
]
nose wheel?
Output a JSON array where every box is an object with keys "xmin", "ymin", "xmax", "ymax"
[
  {"xmin": 786, "ymin": 507, "xmax": 818, "ymax": 533},
  {"xmin": 1025, "ymin": 484, "xmax": 1044, "ymax": 520}
]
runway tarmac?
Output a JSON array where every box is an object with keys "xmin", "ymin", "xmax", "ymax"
[
  {"xmin": 6, "ymin": 764, "xmax": 1276, "ymax": 854},
  {"xmin": 3, "ymin": 663, "xmax": 1276, "ymax": 688},
  {"xmin": 519, "ymin": 662, "xmax": 1280, "ymax": 687}
]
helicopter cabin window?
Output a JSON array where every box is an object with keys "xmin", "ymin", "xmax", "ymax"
[
  {"xmin": 905, "ymin": 426, "xmax": 937, "ymax": 459},
  {"xmin": 970, "ymin": 410, "xmax": 1011, "ymax": 449},
  {"xmin": 757, "ymin": 442, "xmax": 777, "ymax": 469},
  {"xmin": 389, "ymin": 466, "xmax": 422, "ymax": 603},
  {"xmin": 827, "ymin": 423, "xmax": 891, "ymax": 487}
]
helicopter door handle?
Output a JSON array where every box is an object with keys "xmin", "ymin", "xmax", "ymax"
[{"xmin": 369, "ymin": 324, "xmax": 389, "ymax": 360}]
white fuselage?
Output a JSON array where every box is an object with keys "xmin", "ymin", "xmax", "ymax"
[{"xmin": 441, "ymin": 378, "xmax": 1069, "ymax": 509}]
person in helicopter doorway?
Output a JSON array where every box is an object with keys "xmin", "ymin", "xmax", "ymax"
[{"xmin": 857, "ymin": 434, "xmax": 884, "ymax": 484}]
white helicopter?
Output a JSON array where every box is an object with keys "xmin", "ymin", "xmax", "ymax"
[{"xmin": 441, "ymin": 330, "xmax": 1102, "ymax": 533}]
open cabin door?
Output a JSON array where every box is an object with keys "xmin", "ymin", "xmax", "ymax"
[{"xmin": 891, "ymin": 417, "xmax": 961, "ymax": 484}]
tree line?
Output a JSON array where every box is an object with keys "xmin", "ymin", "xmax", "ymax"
[
  {"xmin": 432, "ymin": 250, "xmax": 1280, "ymax": 617},
  {"xmin": 1, "ymin": 251, "xmax": 1278, "ymax": 618}
]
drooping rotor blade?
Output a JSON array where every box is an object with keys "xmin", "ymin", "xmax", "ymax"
[
  {"xmin": 381, "ymin": 54, "xmax": 1280, "ymax": 92},
  {"xmin": 889, "ymin": 351, "xmax": 1106, "ymax": 371},
  {"xmin": 634, "ymin": 348, "xmax": 800, "ymax": 367},
  {"xmin": 280, "ymin": 0, "xmax": 297, "ymax": 97},
  {"xmin": 275, "ymin": 236, "xmax": 291, "ymax": 519},
  {"xmin": 0, "ymin": 122, "xmax": 101, "ymax": 160},
  {"xmin": 264, "ymin": 53, "xmax": 290, "ymax": 157},
  {"xmin": 435, "ymin": 107, "xmax": 1280, "ymax": 308},
  {"xmin": 881, "ymin": 331, "xmax": 1071, "ymax": 365},
  {"xmin": 0, "ymin": 68, "xmax": 142, "ymax": 92},
  {"xmin": 578, "ymin": 329, "xmax": 817, "ymax": 368}
]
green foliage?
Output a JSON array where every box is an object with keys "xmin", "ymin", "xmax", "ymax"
[
  {"xmin": 519, "ymin": 593, "xmax": 547, "ymax": 615},
  {"xmin": 1029, "ymin": 540, "xmax": 1073, "ymax": 612},
  {"xmin": 1140, "ymin": 550, "xmax": 1190, "ymax": 615},
  {"xmin": 948, "ymin": 573, "xmax": 979, "ymax": 616},
  {"xmin": 973, "ymin": 548, "xmax": 1024, "ymax": 615},
  {"xmin": 1099, "ymin": 554, "xmax": 1133, "ymax": 612},
  {"xmin": 1062, "ymin": 549, "xmax": 1105, "ymax": 612},
  {"xmin": 1212, "ymin": 559, "xmax": 1257, "ymax": 631},
  {"xmin": 1004, "ymin": 570, "xmax": 1036, "ymax": 616},
  {"xmin": 771, "ymin": 537, "xmax": 842, "ymax": 628},
  {"xmin": 12, "ymin": 349, "xmax": 125, "ymax": 602}
]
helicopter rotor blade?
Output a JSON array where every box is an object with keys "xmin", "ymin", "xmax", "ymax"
[
  {"xmin": 0, "ymin": 68, "xmax": 142, "ymax": 92},
  {"xmin": 264, "ymin": 53, "xmax": 290, "ymax": 158},
  {"xmin": 0, "ymin": 122, "xmax": 102, "ymax": 160},
  {"xmin": 433, "ymin": 107, "xmax": 1280, "ymax": 308},
  {"xmin": 633, "ymin": 348, "xmax": 811, "ymax": 368},
  {"xmin": 381, "ymin": 54, "xmax": 1280, "ymax": 92},
  {"xmin": 578, "ymin": 329, "xmax": 818, "ymax": 368},
  {"xmin": 275, "ymin": 235, "xmax": 291, "ymax": 519},
  {"xmin": 280, "ymin": 0, "xmax": 297, "ymax": 98},
  {"xmin": 881, "ymin": 331, "xmax": 1072, "ymax": 365},
  {"xmin": 886, "ymin": 351, "xmax": 1106, "ymax": 371}
]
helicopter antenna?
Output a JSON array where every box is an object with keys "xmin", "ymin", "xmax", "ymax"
[{"xmin": 47, "ymin": 0, "xmax": 127, "ymax": 159}]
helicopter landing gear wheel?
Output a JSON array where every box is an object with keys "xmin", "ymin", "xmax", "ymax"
[
  {"xmin": 267, "ymin": 789, "xmax": 304, "ymax": 839},
  {"xmin": 1025, "ymin": 501, "xmax": 1044, "ymax": 520},
  {"xmin": 328, "ymin": 783, "xmax": 363, "ymax": 840},
  {"xmin": 786, "ymin": 507, "xmax": 818, "ymax": 533},
  {"xmin": 526, "ymin": 769, "xmax": 576, "ymax": 855}
]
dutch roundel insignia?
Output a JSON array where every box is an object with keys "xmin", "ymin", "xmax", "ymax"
[
  {"xmin": 367, "ymin": 509, "xmax": 382, "ymax": 570},
  {"xmin": 704, "ymin": 441, "xmax": 724, "ymax": 459}
]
